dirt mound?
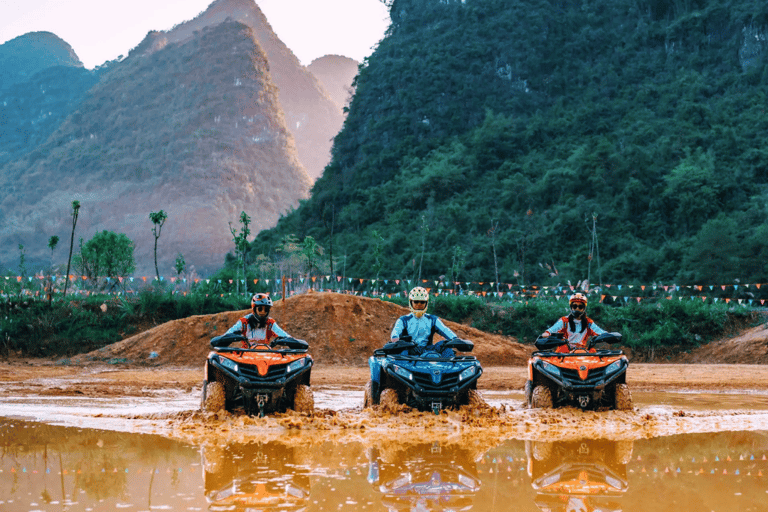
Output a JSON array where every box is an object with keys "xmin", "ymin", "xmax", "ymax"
[
  {"xmin": 74, "ymin": 292, "xmax": 531, "ymax": 367},
  {"xmin": 672, "ymin": 322, "xmax": 768, "ymax": 364}
]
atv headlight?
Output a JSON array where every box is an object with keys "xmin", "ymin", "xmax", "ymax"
[
  {"xmin": 540, "ymin": 361, "xmax": 561, "ymax": 377},
  {"xmin": 459, "ymin": 365, "xmax": 476, "ymax": 381},
  {"xmin": 218, "ymin": 356, "xmax": 238, "ymax": 373},
  {"xmin": 393, "ymin": 365, "xmax": 413, "ymax": 381},
  {"xmin": 604, "ymin": 360, "xmax": 624, "ymax": 374},
  {"xmin": 287, "ymin": 358, "xmax": 306, "ymax": 373}
]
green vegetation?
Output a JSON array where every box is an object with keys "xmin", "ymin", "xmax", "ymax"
[
  {"xmin": 250, "ymin": 0, "xmax": 768, "ymax": 289},
  {"xmin": 0, "ymin": 291, "xmax": 249, "ymax": 358}
]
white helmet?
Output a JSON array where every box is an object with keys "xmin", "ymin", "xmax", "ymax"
[{"xmin": 408, "ymin": 286, "xmax": 429, "ymax": 318}]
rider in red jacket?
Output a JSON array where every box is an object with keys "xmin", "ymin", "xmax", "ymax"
[{"xmin": 540, "ymin": 293, "xmax": 606, "ymax": 353}]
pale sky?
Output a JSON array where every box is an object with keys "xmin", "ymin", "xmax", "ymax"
[{"xmin": 0, "ymin": 0, "xmax": 390, "ymax": 69}]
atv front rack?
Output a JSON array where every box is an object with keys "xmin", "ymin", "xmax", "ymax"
[
  {"xmin": 532, "ymin": 349, "xmax": 624, "ymax": 357},
  {"xmin": 376, "ymin": 353, "xmax": 478, "ymax": 362},
  {"xmin": 215, "ymin": 347, "xmax": 309, "ymax": 355}
]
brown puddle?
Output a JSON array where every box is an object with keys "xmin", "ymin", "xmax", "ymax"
[{"xmin": 2, "ymin": 419, "xmax": 768, "ymax": 511}]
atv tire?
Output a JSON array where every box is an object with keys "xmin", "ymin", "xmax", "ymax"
[
  {"xmin": 293, "ymin": 384, "xmax": 314, "ymax": 414},
  {"xmin": 203, "ymin": 381, "xmax": 226, "ymax": 413},
  {"xmin": 614, "ymin": 383, "xmax": 633, "ymax": 411},
  {"xmin": 363, "ymin": 380, "xmax": 373, "ymax": 408},
  {"xmin": 379, "ymin": 388, "xmax": 400, "ymax": 409},
  {"xmin": 531, "ymin": 385, "xmax": 553, "ymax": 409}
]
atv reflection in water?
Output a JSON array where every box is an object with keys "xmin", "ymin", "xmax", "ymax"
[
  {"xmin": 202, "ymin": 333, "xmax": 314, "ymax": 417},
  {"xmin": 201, "ymin": 440, "xmax": 311, "ymax": 511},
  {"xmin": 526, "ymin": 438, "xmax": 634, "ymax": 512},
  {"xmin": 365, "ymin": 338, "xmax": 484, "ymax": 414},
  {"xmin": 525, "ymin": 332, "xmax": 632, "ymax": 411},
  {"xmin": 366, "ymin": 441, "xmax": 481, "ymax": 511}
]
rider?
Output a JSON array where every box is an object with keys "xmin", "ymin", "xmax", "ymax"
[
  {"xmin": 540, "ymin": 292, "xmax": 606, "ymax": 353},
  {"xmin": 368, "ymin": 287, "xmax": 458, "ymax": 404},
  {"xmin": 225, "ymin": 293, "xmax": 292, "ymax": 347}
]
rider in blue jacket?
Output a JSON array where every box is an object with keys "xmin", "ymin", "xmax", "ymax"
[{"xmin": 368, "ymin": 287, "xmax": 457, "ymax": 404}]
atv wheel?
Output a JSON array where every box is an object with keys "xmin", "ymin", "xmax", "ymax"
[
  {"xmin": 293, "ymin": 384, "xmax": 314, "ymax": 414},
  {"xmin": 379, "ymin": 388, "xmax": 400, "ymax": 409},
  {"xmin": 363, "ymin": 380, "xmax": 373, "ymax": 408},
  {"xmin": 614, "ymin": 383, "xmax": 633, "ymax": 411},
  {"xmin": 613, "ymin": 440, "xmax": 634, "ymax": 465},
  {"xmin": 203, "ymin": 381, "xmax": 226, "ymax": 413},
  {"xmin": 531, "ymin": 385, "xmax": 553, "ymax": 409}
]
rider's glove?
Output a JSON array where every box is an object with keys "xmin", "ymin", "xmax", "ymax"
[{"xmin": 432, "ymin": 340, "xmax": 445, "ymax": 353}]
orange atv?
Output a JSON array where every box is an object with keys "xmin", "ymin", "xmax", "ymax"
[
  {"xmin": 525, "ymin": 332, "xmax": 632, "ymax": 410},
  {"xmin": 202, "ymin": 333, "xmax": 314, "ymax": 417}
]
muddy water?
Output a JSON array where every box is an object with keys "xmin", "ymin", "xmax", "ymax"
[{"xmin": 1, "ymin": 419, "xmax": 767, "ymax": 512}]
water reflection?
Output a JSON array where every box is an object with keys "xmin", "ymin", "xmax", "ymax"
[
  {"xmin": 525, "ymin": 439, "xmax": 632, "ymax": 512},
  {"xmin": 202, "ymin": 441, "xmax": 311, "ymax": 510},
  {"xmin": 2, "ymin": 418, "xmax": 768, "ymax": 511},
  {"xmin": 366, "ymin": 440, "xmax": 481, "ymax": 511}
]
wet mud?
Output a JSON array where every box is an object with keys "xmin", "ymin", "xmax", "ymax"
[{"xmin": 3, "ymin": 363, "xmax": 768, "ymax": 446}]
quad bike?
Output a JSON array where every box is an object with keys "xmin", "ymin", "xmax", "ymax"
[
  {"xmin": 526, "ymin": 439, "xmax": 632, "ymax": 512},
  {"xmin": 364, "ymin": 337, "xmax": 484, "ymax": 414},
  {"xmin": 201, "ymin": 332, "xmax": 314, "ymax": 417},
  {"xmin": 525, "ymin": 331, "xmax": 632, "ymax": 410}
]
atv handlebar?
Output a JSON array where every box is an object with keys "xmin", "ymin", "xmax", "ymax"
[
  {"xmin": 534, "ymin": 331, "xmax": 623, "ymax": 352},
  {"xmin": 209, "ymin": 333, "xmax": 309, "ymax": 352}
]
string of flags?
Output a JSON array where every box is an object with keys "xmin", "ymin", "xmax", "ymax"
[{"xmin": 2, "ymin": 273, "xmax": 766, "ymax": 304}]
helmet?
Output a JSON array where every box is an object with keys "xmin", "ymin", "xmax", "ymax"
[
  {"xmin": 569, "ymin": 292, "xmax": 587, "ymax": 306},
  {"xmin": 408, "ymin": 286, "xmax": 429, "ymax": 318},
  {"xmin": 251, "ymin": 293, "xmax": 273, "ymax": 320},
  {"xmin": 569, "ymin": 292, "xmax": 587, "ymax": 318}
]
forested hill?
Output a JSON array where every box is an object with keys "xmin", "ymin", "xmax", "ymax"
[{"xmin": 250, "ymin": 0, "xmax": 768, "ymax": 287}]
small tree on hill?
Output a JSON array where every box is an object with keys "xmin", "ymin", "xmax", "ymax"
[
  {"xmin": 63, "ymin": 200, "xmax": 80, "ymax": 297},
  {"xmin": 229, "ymin": 211, "xmax": 251, "ymax": 295},
  {"xmin": 149, "ymin": 210, "xmax": 167, "ymax": 282}
]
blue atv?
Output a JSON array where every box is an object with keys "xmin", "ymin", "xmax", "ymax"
[{"xmin": 365, "ymin": 338, "xmax": 485, "ymax": 414}]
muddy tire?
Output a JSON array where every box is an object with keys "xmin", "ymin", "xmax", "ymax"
[
  {"xmin": 466, "ymin": 389, "xmax": 487, "ymax": 408},
  {"xmin": 202, "ymin": 381, "xmax": 225, "ymax": 413},
  {"xmin": 613, "ymin": 440, "xmax": 634, "ymax": 465},
  {"xmin": 614, "ymin": 383, "xmax": 633, "ymax": 411},
  {"xmin": 379, "ymin": 388, "xmax": 400, "ymax": 409},
  {"xmin": 531, "ymin": 385, "xmax": 553, "ymax": 409},
  {"xmin": 363, "ymin": 380, "xmax": 373, "ymax": 408},
  {"xmin": 293, "ymin": 384, "xmax": 314, "ymax": 414}
]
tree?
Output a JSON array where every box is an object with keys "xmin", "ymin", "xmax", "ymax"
[
  {"xmin": 149, "ymin": 210, "xmax": 167, "ymax": 282},
  {"xmin": 76, "ymin": 231, "xmax": 136, "ymax": 288},
  {"xmin": 47, "ymin": 236, "xmax": 59, "ymax": 304},
  {"xmin": 174, "ymin": 253, "xmax": 186, "ymax": 276},
  {"xmin": 488, "ymin": 220, "xmax": 500, "ymax": 293},
  {"xmin": 63, "ymin": 200, "xmax": 80, "ymax": 297},
  {"xmin": 229, "ymin": 211, "xmax": 251, "ymax": 295},
  {"xmin": 301, "ymin": 236, "xmax": 320, "ymax": 288}
]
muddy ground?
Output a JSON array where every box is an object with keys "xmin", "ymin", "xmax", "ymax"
[{"xmin": 3, "ymin": 292, "xmax": 768, "ymax": 444}]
